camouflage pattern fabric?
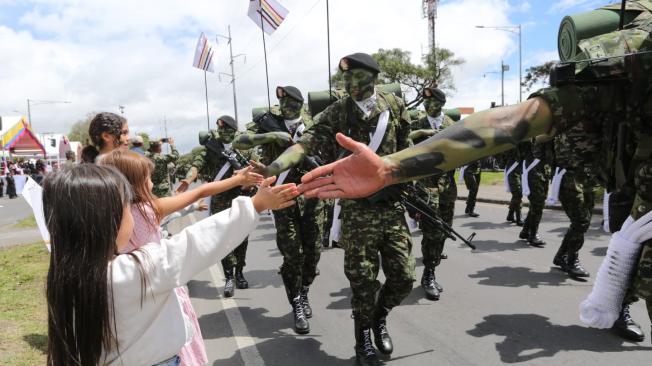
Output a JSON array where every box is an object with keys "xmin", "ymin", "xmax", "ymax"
[
  {"xmin": 463, "ymin": 160, "xmax": 481, "ymax": 210},
  {"xmin": 558, "ymin": 171, "xmax": 597, "ymax": 255},
  {"xmin": 146, "ymin": 146, "xmax": 179, "ymax": 197},
  {"xmin": 632, "ymin": 159, "xmax": 652, "ymax": 302},
  {"xmin": 410, "ymin": 115, "xmax": 457, "ymax": 268},
  {"xmin": 504, "ymin": 145, "xmax": 523, "ymax": 211},
  {"xmin": 522, "ymin": 139, "xmax": 554, "ymax": 235},
  {"xmin": 300, "ymin": 90, "xmax": 415, "ymax": 327}
]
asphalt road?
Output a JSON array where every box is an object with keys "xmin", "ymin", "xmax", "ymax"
[{"xmin": 168, "ymin": 200, "xmax": 651, "ymax": 366}]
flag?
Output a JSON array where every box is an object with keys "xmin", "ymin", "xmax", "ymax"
[
  {"xmin": 192, "ymin": 32, "xmax": 215, "ymax": 73},
  {"xmin": 248, "ymin": 0, "xmax": 289, "ymax": 35},
  {"xmin": 21, "ymin": 177, "xmax": 51, "ymax": 251}
]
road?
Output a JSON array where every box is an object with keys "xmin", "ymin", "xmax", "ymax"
[{"xmin": 168, "ymin": 200, "xmax": 651, "ymax": 366}]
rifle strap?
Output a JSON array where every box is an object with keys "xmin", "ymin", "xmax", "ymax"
[
  {"xmin": 504, "ymin": 161, "xmax": 519, "ymax": 193},
  {"xmin": 521, "ymin": 158, "xmax": 541, "ymax": 197}
]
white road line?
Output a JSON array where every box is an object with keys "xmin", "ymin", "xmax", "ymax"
[{"xmin": 188, "ymin": 213, "xmax": 264, "ymax": 365}]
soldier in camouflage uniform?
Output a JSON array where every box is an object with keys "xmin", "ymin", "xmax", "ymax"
[
  {"xmin": 146, "ymin": 139, "xmax": 179, "ymax": 197},
  {"xmin": 181, "ymin": 116, "xmax": 253, "ymax": 297},
  {"xmin": 552, "ymin": 120, "xmax": 601, "ymax": 278},
  {"xmin": 409, "ymin": 87, "xmax": 456, "ymax": 301},
  {"xmin": 519, "ymin": 138, "xmax": 554, "ymax": 246},
  {"xmin": 233, "ymin": 86, "xmax": 324, "ymax": 336},
  {"xmin": 463, "ymin": 160, "xmax": 481, "ymax": 217},
  {"xmin": 255, "ymin": 54, "xmax": 415, "ymax": 366},
  {"xmin": 503, "ymin": 142, "xmax": 527, "ymax": 226}
]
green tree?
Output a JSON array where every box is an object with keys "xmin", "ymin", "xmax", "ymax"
[
  {"xmin": 67, "ymin": 112, "xmax": 96, "ymax": 145},
  {"xmin": 331, "ymin": 47, "xmax": 465, "ymax": 108},
  {"xmin": 521, "ymin": 61, "xmax": 556, "ymax": 92}
]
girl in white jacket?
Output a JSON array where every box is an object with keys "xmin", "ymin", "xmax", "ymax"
[{"xmin": 43, "ymin": 164, "xmax": 298, "ymax": 366}]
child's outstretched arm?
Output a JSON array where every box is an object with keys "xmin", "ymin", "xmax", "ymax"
[{"xmin": 156, "ymin": 166, "xmax": 263, "ymax": 218}]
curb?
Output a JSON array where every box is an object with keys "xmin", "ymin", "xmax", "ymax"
[{"xmin": 456, "ymin": 195, "xmax": 604, "ymax": 215}]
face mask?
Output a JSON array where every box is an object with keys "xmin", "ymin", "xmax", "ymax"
[
  {"xmin": 424, "ymin": 99, "xmax": 444, "ymax": 117},
  {"xmin": 217, "ymin": 126, "xmax": 236, "ymax": 143},
  {"xmin": 279, "ymin": 97, "xmax": 303, "ymax": 120},
  {"xmin": 344, "ymin": 69, "xmax": 376, "ymax": 101}
]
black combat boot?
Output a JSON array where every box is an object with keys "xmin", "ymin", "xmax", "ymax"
[
  {"xmin": 421, "ymin": 267, "xmax": 440, "ymax": 301},
  {"xmin": 563, "ymin": 252, "xmax": 590, "ymax": 277},
  {"xmin": 224, "ymin": 268, "xmax": 235, "ymax": 298},
  {"xmin": 514, "ymin": 210, "xmax": 524, "ymax": 226},
  {"xmin": 519, "ymin": 226, "xmax": 529, "ymax": 240},
  {"xmin": 466, "ymin": 204, "xmax": 479, "ymax": 217},
  {"xmin": 235, "ymin": 266, "xmax": 249, "ymax": 289},
  {"xmin": 355, "ymin": 321, "xmax": 380, "ymax": 366},
  {"xmin": 613, "ymin": 303, "xmax": 645, "ymax": 342},
  {"xmin": 291, "ymin": 295, "xmax": 310, "ymax": 334},
  {"xmin": 373, "ymin": 306, "xmax": 394, "ymax": 355},
  {"xmin": 528, "ymin": 232, "xmax": 546, "ymax": 246},
  {"xmin": 553, "ymin": 242, "xmax": 568, "ymax": 267},
  {"xmin": 506, "ymin": 209, "xmax": 515, "ymax": 223},
  {"xmin": 300, "ymin": 286, "xmax": 313, "ymax": 318}
]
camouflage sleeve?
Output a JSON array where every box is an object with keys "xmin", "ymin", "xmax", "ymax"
[
  {"xmin": 300, "ymin": 103, "xmax": 339, "ymax": 158},
  {"xmin": 184, "ymin": 147, "xmax": 207, "ymax": 182},
  {"xmin": 167, "ymin": 145, "xmax": 180, "ymax": 163},
  {"xmin": 396, "ymin": 99, "xmax": 412, "ymax": 151}
]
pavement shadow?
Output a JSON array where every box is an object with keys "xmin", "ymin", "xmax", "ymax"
[
  {"xmin": 187, "ymin": 280, "xmax": 220, "ymax": 299},
  {"xmin": 250, "ymin": 232, "xmax": 277, "ymax": 242},
  {"xmin": 256, "ymin": 223, "xmax": 275, "ymax": 231},
  {"xmin": 325, "ymin": 287, "xmax": 352, "ymax": 310},
  {"xmin": 470, "ymin": 239, "xmax": 534, "ymax": 253},
  {"xmin": 468, "ymin": 266, "xmax": 570, "ymax": 288},
  {"xmin": 459, "ymin": 221, "xmax": 509, "ymax": 231},
  {"xmin": 548, "ymin": 226, "xmax": 609, "ymax": 240},
  {"xmin": 23, "ymin": 333, "xmax": 47, "ymax": 354},
  {"xmin": 591, "ymin": 246, "xmax": 608, "ymax": 257},
  {"xmin": 467, "ymin": 314, "xmax": 650, "ymax": 363},
  {"xmin": 266, "ymin": 246, "xmax": 282, "ymax": 258},
  {"xmin": 243, "ymin": 269, "xmax": 284, "ymax": 290}
]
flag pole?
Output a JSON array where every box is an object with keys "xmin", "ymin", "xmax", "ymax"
[
  {"xmin": 259, "ymin": 0, "xmax": 272, "ymax": 110},
  {"xmin": 204, "ymin": 71, "xmax": 210, "ymax": 130},
  {"xmin": 326, "ymin": 0, "xmax": 333, "ymax": 101}
]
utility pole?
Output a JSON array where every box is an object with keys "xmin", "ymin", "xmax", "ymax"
[
  {"xmin": 501, "ymin": 61, "xmax": 510, "ymax": 106},
  {"xmin": 423, "ymin": 0, "xmax": 439, "ymax": 64},
  {"xmin": 164, "ymin": 115, "xmax": 169, "ymax": 154},
  {"xmin": 218, "ymin": 26, "xmax": 246, "ymax": 126},
  {"xmin": 119, "ymin": 105, "xmax": 125, "ymax": 115}
]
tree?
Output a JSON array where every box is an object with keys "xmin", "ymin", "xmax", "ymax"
[
  {"xmin": 67, "ymin": 112, "xmax": 96, "ymax": 145},
  {"xmin": 521, "ymin": 61, "xmax": 556, "ymax": 92},
  {"xmin": 331, "ymin": 47, "xmax": 465, "ymax": 108}
]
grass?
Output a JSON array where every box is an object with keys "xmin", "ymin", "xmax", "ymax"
[
  {"xmin": 11, "ymin": 215, "xmax": 37, "ymax": 229},
  {"xmin": 453, "ymin": 171, "xmax": 504, "ymax": 186},
  {"xmin": 0, "ymin": 242, "xmax": 49, "ymax": 365}
]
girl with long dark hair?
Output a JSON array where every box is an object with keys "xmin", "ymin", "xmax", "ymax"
[
  {"xmin": 44, "ymin": 164, "xmax": 297, "ymax": 365},
  {"xmin": 84, "ymin": 112, "xmax": 130, "ymax": 160}
]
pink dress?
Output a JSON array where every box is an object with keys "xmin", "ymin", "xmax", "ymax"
[{"xmin": 121, "ymin": 204, "xmax": 208, "ymax": 366}]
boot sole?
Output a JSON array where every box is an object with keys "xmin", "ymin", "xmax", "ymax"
[
  {"xmin": 236, "ymin": 283, "xmax": 249, "ymax": 289},
  {"xmin": 224, "ymin": 292, "xmax": 235, "ymax": 298},
  {"xmin": 613, "ymin": 327, "xmax": 645, "ymax": 342},
  {"xmin": 294, "ymin": 327, "xmax": 310, "ymax": 335}
]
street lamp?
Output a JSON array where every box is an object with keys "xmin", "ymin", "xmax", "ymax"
[
  {"xmin": 483, "ymin": 60, "xmax": 510, "ymax": 106},
  {"xmin": 476, "ymin": 24, "xmax": 522, "ymax": 103}
]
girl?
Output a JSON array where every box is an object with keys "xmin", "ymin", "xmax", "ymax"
[
  {"xmin": 44, "ymin": 164, "xmax": 297, "ymax": 366},
  {"xmin": 84, "ymin": 112, "xmax": 131, "ymax": 159},
  {"xmin": 98, "ymin": 149, "xmax": 262, "ymax": 365}
]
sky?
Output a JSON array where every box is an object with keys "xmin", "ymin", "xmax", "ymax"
[{"xmin": 0, "ymin": 0, "xmax": 618, "ymax": 153}]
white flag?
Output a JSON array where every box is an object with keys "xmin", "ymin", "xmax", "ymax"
[
  {"xmin": 192, "ymin": 32, "xmax": 215, "ymax": 73},
  {"xmin": 248, "ymin": 0, "xmax": 289, "ymax": 35},
  {"xmin": 21, "ymin": 177, "xmax": 51, "ymax": 251}
]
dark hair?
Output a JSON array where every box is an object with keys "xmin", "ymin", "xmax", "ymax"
[
  {"xmin": 80, "ymin": 145, "xmax": 100, "ymax": 164},
  {"xmin": 44, "ymin": 164, "xmax": 133, "ymax": 365},
  {"xmin": 89, "ymin": 112, "xmax": 127, "ymax": 149}
]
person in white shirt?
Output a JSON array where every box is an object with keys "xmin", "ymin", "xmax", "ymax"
[{"xmin": 43, "ymin": 164, "xmax": 298, "ymax": 366}]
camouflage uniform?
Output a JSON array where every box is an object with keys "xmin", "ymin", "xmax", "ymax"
[
  {"xmin": 410, "ymin": 115, "xmax": 457, "ymax": 270},
  {"xmin": 240, "ymin": 115, "xmax": 324, "ymax": 304},
  {"xmin": 504, "ymin": 142, "xmax": 527, "ymax": 212},
  {"xmin": 146, "ymin": 146, "xmax": 179, "ymax": 197},
  {"xmin": 553, "ymin": 120, "xmax": 601, "ymax": 273},
  {"xmin": 521, "ymin": 139, "xmax": 555, "ymax": 240},
  {"xmin": 299, "ymin": 90, "xmax": 415, "ymax": 328},
  {"xmin": 463, "ymin": 160, "xmax": 481, "ymax": 214},
  {"xmin": 187, "ymin": 131, "xmax": 252, "ymax": 272}
]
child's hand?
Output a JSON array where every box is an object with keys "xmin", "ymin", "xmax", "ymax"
[
  {"xmin": 196, "ymin": 200, "xmax": 208, "ymax": 211},
  {"xmin": 251, "ymin": 176, "xmax": 299, "ymax": 212},
  {"xmin": 234, "ymin": 166, "xmax": 264, "ymax": 188}
]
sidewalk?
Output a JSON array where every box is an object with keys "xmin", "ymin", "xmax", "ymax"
[{"xmin": 456, "ymin": 182, "xmax": 604, "ymax": 215}]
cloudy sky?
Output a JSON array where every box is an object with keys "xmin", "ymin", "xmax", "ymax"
[{"xmin": 0, "ymin": 0, "xmax": 613, "ymax": 153}]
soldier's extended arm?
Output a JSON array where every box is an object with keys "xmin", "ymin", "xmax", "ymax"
[
  {"xmin": 232, "ymin": 131, "xmax": 293, "ymax": 150},
  {"xmin": 408, "ymin": 129, "xmax": 436, "ymax": 142},
  {"xmin": 177, "ymin": 148, "xmax": 206, "ymax": 193},
  {"xmin": 168, "ymin": 144, "xmax": 180, "ymax": 163},
  {"xmin": 256, "ymin": 143, "xmax": 307, "ymax": 177},
  {"xmin": 300, "ymin": 97, "xmax": 554, "ymax": 199}
]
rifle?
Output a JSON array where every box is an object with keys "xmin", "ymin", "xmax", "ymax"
[{"xmin": 368, "ymin": 183, "xmax": 476, "ymax": 250}]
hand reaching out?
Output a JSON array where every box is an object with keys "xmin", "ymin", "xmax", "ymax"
[
  {"xmin": 234, "ymin": 166, "xmax": 264, "ymax": 188},
  {"xmin": 251, "ymin": 176, "xmax": 299, "ymax": 212}
]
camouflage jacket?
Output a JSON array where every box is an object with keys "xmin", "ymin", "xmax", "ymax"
[
  {"xmin": 410, "ymin": 115, "xmax": 455, "ymax": 189},
  {"xmin": 554, "ymin": 120, "xmax": 602, "ymax": 181},
  {"xmin": 146, "ymin": 146, "xmax": 179, "ymax": 198},
  {"xmin": 299, "ymin": 90, "xmax": 411, "ymax": 210}
]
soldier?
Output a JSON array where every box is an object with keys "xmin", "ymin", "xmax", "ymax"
[
  {"xmin": 463, "ymin": 160, "xmax": 481, "ymax": 217},
  {"xmin": 252, "ymin": 54, "xmax": 415, "ymax": 366},
  {"xmin": 519, "ymin": 138, "xmax": 554, "ymax": 246},
  {"xmin": 503, "ymin": 142, "xmax": 527, "ymax": 226},
  {"xmin": 146, "ymin": 138, "xmax": 179, "ymax": 198},
  {"xmin": 408, "ymin": 87, "xmax": 456, "ymax": 301},
  {"xmin": 233, "ymin": 86, "xmax": 324, "ymax": 336},
  {"xmin": 551, "ymin": 122, "xmax": 600, "ymax": 278},
  {"xmin": 179, "ymin": 116, "xmax": 254, "ymax": 298}
]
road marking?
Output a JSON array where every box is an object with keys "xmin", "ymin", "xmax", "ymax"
[{"xmin": 188, "ymin": 213, "xmax": 264, "ymax": 365}]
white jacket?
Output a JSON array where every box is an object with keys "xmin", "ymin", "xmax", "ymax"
[{"xmin": 103, "ymin": 197, "xmax": 259, "ymax": 366}]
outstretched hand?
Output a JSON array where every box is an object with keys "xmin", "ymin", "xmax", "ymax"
[
  {"xmin": 298, "ymin": 133, "xmax": 392, "ymax": 199},
  {"xmin": 251, "ymin": 176, "xmax": 299, "ymax": 212},
  {"xmin": 234, "ymin": 166, "xmax": 264, "ymax": 188}
]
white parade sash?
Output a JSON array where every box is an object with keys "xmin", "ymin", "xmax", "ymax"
[
  {"xmin": 458, "ymin": 165, "xmax": 467, "ymax": 184},
  {"xmin": 521, "ymin": 158, "xmax": 540, "ymax": 196},
  {"xmin": 209, "ymin": 146, "xmax": 237, "ymax": 208},
  {"xmin": 546, "ymin": 167, "xmax": 566, "ymax": 205},
  {"xmin": 503, "ymin": 162, "xmax": 519, "ymax": 192},
  {"xmin": 330, "ymin": 110, "xmax": 390, "ymax": 245},
  {"xmin": 276, "ymin": 122, "xmax": 306, "ymax": 186},
  {"xmin": 603, "ymin": 191, "xmax": 611, "ymax": 232},
  {"xmin": 21, "ymin": 177, "xmax": 51, "ymax": 251}
]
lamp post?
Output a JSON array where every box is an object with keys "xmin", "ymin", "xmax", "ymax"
[
  {"xmin": 26, "ymin": 99, "xmax": 71, "ymax": 158},
  {"xmin": 483, "ymin": 60, "xmax": 510, "ymax": 106},
  {"xmin": 476, "ymin": 24, "xmax": 522, "ymax": 103}
]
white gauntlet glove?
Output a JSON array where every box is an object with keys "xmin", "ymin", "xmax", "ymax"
[{"xmin": 579, "ymin": 210, "xmax": 652, "ymax": 328}]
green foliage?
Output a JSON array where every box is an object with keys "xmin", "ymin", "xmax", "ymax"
[
  {"xmin": 521, "ymin": 61, "xmax": 556, "ymax": 92},
  {"xmin": 137, "ymin": 132, "xmax": 151, "ymax": 151},
  {"xmin": 331, "ymin": 47, "xmax": 465, "ymax": 108},
  {"xmin": 11, "ymin": 215, "xmax": 36, "ymax": 229},
  {"xmin": 67, "ymin": 112, "xmax": 97, "ymax": 145}
]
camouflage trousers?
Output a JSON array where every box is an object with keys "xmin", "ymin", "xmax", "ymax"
[
  {"xmin": 508, "ymin": 169, "xmax": 523, "ymax": 211},
  {"xmin": 340, "ymin": 204, "xmax": 416, "ymax": 328},
  {"xmin": 421, "ymin": 181, "xmax": 457, "ymax": 269},
  {"xmin": 523, "ymin": 164, "xmax": 550, "ymax": 234},
  {"xmin": 273, "ymin": 196, "xmax": 324, "ymax": 303},
  {"xmin": 463, "ymin": 170, "xmax": 481, "ymax": 210},
  {"xmin": 631, "ymin": 160, "xmax": 652, "ymax": 314},
  {"xmin": 558, "ymin": 172, "xmax": 595, "ymax": 255}
]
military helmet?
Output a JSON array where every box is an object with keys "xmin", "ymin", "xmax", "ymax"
[
  {"xmin": 339, "ymin": 53, "xmax": 380, "ymax": 74},
  {"xmin": 276, "ymin": 86, "xmax": 304, "ymax": 102},
  {"xmin": 217, "ymin": 115, "xmax": 237, "ymax": 130},
  {"xmin": 422, "ymin": 87, "xmax": 446, "ymax": 104}
]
